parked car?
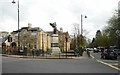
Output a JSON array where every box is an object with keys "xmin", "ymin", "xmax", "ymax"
[
  {"xmin": 101, "ymin": 49, "xmax": 117, "ymax": 60},
  {"xmin": 118, "ymin": 49, "xmax": 120, "ymax": 56},
  {"xmin": 109, "ymin": 46, "xmax": 120, "ymax": 56},
  {"xmin": 93, "ymin": 48, "xmax": 98, "ymax": 53},
  {"xmin": 86, "ymin": 48, "xmax": 94, "ymax": 51},
  {"xmin": 113, "ymin": 49, "xmax": 120, "ymax": 56},
  {"xmin": 97, "ymin": 47, "xmax": 104, "ymax": 52}
]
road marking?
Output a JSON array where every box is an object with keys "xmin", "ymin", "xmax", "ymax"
[
  {"xmin": 97, "ymin": 60, "xmax": 120, "ymax": 71},
  {"xmin": 90, "ymin": 54, "xmax": 95, "ymax": 59}
]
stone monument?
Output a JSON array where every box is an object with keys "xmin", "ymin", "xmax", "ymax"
[{"xmin": 50, "ymin": 22, "xmax": 61, "ymax": 54}]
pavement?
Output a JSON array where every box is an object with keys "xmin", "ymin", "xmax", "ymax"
[{"xmin": 2, "ymin": 51, "xmax": 91, "ymax": 59}]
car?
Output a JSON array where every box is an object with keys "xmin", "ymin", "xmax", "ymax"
[
  {"xmin": 101, "ymin": 49, "xmax": 117, "ymax": 60},
  {"xmin": 86, "ymin": 48, "xmax": 94, "ymax": 51},
  {"xmin": 97, "ymin": 47, "xmax": 104, "ymax": 52},
  {"xmin": 109, "ymin": 46, "xmax": 120, "ymax": 56},
  {"xmin": 93, "ymin": 48, "xmax": 98, "ymax": 53},
  {"xmin": 113, "ymin": 49, "xmax": 120, "ymax": 56},
  {"xmin": 118, "ymin": 49, "xmax": 120, "ymax": 56}
]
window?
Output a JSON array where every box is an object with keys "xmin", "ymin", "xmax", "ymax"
[{"xmin": 51, "ymin": 43, "xmax": 58, "ymax": 47}]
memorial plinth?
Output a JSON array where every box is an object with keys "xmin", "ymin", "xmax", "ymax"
[{"xmin": 51, "ymin": 34, "xmax": 61, "ymax": 54}]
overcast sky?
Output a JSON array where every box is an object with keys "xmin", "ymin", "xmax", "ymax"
[{"xmin": 0, "ymin": 0, "xmax": 119, "ymax": 40}]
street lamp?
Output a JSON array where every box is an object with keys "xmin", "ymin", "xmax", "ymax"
[
  {"xmin": 80, "ymin": 14, "xmax": 87, "ymax": 48},
  {"xmin": 81, "ymin": 14, "xmax": 87, "ymax": 35},
  {"xmin": 12, "ymin": 0, "xmax": 20, "ymax": 52}
]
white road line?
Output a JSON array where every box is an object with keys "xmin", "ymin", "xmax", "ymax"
[{"xmin": 90, "ymin": 54, "xmax": 95, "ymax": 59}]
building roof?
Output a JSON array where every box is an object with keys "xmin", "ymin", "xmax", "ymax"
[
  {"xmin": 28, "ymin": 27, "xmax": 39, "ymax": 31},
  {"xmin": 46, "ymin": 31, "xmax": 53, "ymax": 35},
  {"xmin": 11, "ymin": 26, "xmax": 44, "ymax": 34},
  {"xmin": 28, "ymin": 27, "xmax": 44, "ymax": 32},
  {"xmin": 21, "ymin": 27, "xmax": 29, "ymax": 29}
]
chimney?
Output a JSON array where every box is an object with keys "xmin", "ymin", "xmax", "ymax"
[
  {"xmin": 28, "ymin": 23, "xmax": 32, "ymax": 28},
  {"xmin": 60, "ymin": 27, "xmax": 63, "ymax": 32}
]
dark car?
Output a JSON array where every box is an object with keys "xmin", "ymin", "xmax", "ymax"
[
  {"xmin": 101, "ymin": 49, "xmax": 117, "ymax": 60},
  {"xmin": 114, "ymin": 49, "xmax": 120, "ymax": 56},
  {"xmin": 118, "ymin": 49, "xmax": 120, "ymax": 56}
]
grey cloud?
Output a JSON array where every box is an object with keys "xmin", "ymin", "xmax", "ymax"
[
  {"xmin": 0, "ymin": 2, "xmax": 16, "ymax": 21},
  {"xmin": 0, "ymin": 0, "xmax": 29, "ymax": 22},
  {"xmin": 0, "ymin": 0, "xmax": 118, "ymax": 39}
]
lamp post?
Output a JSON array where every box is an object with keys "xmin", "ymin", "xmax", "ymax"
[
  {"xmin": 81, "ymin": 14, "xmax": 87, "ymax": 36},
  {"xmin": 12, "ymin": 0, "xmax": 20, "ymax": 52},
  {"xmin": 80, "ymin": 14, "xmax": 87, "ymax": 48}
]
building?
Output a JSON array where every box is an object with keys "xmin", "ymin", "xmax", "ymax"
[
  {"xmin": 0, "ymin": 31, "xmax": 9, "ymax": 43},
  {"xmin": 63, "ymin": 32, "xmax": 70, "ymax": 52},
  {"xmin": 11, "ymin": 23, "xmax": 51, "ymax": 55},
  {"xmin": 28, "ymin": 27, "xmax": 50, "ymax": 52},
  {"xmin": 11, "ymin": 23, "xmax": 70, "ymax": 55},
  {"xmin": 58, "ymin": 28, "xmax": 70, "ymax": 52},
  {"xmin": 0, "ymin": 31, "xmax": 10, "ymax": 54}
]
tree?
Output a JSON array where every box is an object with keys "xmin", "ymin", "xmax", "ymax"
[
  {"xmin": 70, "ymin": 38, "xmax": 74, "ymax": 50},
  {"xmin": 71, "ymin": 23, "xmax": 79, "ymax": 49},
  {"xmin": 91, "ymin": 30, "xmax": 110, "ymax": 47},
  {"xmin": 72, "ymin": 23, "xmax": 88, "ymax": 49},
  {"xmin": 95, "ymin": 30, "xmax": 102, "ymax": 47},
  {"xmin": 88, "ymin": 10, "xmax": 119, "ymax": 48},
  {"xmin": 86, "ymin": 38, "xmax": 92, "ymax": 48},
  {"xmin": 105, "ymin": 13, "xmax": 119, "ymax": 47}
]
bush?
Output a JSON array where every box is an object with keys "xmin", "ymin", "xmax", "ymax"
[{"xmin": 47, "ymin": 49, "xmax": 52, "ymax": 54}]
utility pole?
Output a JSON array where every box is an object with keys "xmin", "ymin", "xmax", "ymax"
[
  {"xmin": 80, "ymin": 14, "xmax": 87, "ymax": 48},
  {"xmin": 81, "ymin": 15, "xmax": 83, "ymax": 36},
  {"xmin": 12, "ymin": 0, "xmax": 20, "ymax": 52}
]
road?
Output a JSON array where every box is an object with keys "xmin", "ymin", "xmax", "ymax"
[
  {"xmin": 2, "ymin": 56, "xmax": 119, "ymax": 74},
  {"xmin": 90, "ymin": 51, "xmax": 120, "ymax": 68}
]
